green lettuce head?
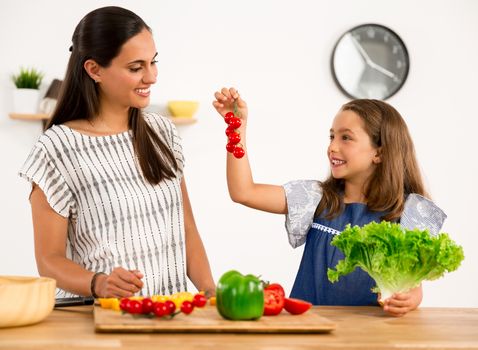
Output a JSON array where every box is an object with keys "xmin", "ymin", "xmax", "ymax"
[{"xmin": 327, "ymin": 221, "xmax": 464, "ymax": 300}]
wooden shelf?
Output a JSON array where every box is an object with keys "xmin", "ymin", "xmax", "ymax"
[
  {"xmin": 9, "ymin": 113, "xmax": 50, "ymax": 121},
  {"xmin": 9, "ymin": 113, "xmax": 50, "ymax": 129},
  {"xmin": 166, "ymin": 116, "xmax": 198, "ymax": 125},
  {"xmin": 9, "ymin": 113, "xmax": 197, "ymax": 126}
]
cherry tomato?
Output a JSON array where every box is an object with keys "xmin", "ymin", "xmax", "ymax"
[
  {"xmin": 164, "ymin": 300, "xmax": 176, "ymax": 314},
  {"xmin": 192, "ymin": 294, "xmax": 207, "ymax": 308},
  {"xmin": 226, "ymin": 142, "xmax": 236, "ymax": 153},
  {"xmin": 180, "ymin": 300, "xmax": 194, "ymax": 314},
  {"xmin": 224, "ymin": 112, "xmax": 235, "ymax": 124},
  {"xmin": 233, "ymin": 146, "xmax": 245, "ymax": 159},
  {"xmin": 120, "ymin": 298, "xmax": 131, "ymax": 311},
  {"xmin": 283, "ymin": 297, "xmax": 312, "ymax": 315},
  {"xmin": 225, "ymin": 125, "xmax": 236, "ymax": 137},
  {"xmin": 141, "ymin": 298, "xmax": 154, "ymax": 314},
  {"xmin": 263, "ymin": 289, "xmax": 284, "ymax": 315},
  {"xmin": 228, "ymin": 117, "xmax": 242, "ymax": 129},
  {"xmin": 153, "ymin": 302, "xmax": 169, "ymax": 317},
  {"xmin": 128, "ymin": 300, "xmax": 143, "ymax": 314},
  {"xmin": 228, "ymin": 132, "xmax": 241, "ymax": 145}
]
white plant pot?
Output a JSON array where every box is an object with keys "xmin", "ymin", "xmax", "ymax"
[{"xmin": 13, "ymin": 88, "xmax": 40, "ymax": 114}]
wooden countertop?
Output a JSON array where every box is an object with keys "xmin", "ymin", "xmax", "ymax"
[{"xmin": 0, "ymin": 306, "xmax": 477, "ymax": 349}]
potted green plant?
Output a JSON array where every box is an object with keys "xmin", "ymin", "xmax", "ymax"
[{"xmin": 12, "ymin": 67, "xmax": 44, "ymax": 114}]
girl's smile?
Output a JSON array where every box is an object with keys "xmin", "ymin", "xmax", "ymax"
[{"xmin": 330, "ymin": 157, "xmax": 346, "ymax": 167}]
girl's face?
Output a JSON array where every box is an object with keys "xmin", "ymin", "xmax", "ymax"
[
  {"xmin": 96, "ymin": 29, "xmax": 158, "ymax": 111},
  {"xmin": 328, "ymin": 110, "xmax": 380, "ymax": 185}
]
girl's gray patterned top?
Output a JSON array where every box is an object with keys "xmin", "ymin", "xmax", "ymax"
[
  {"xmin": 283, "ymin": 180, "xmax": 447, "ymax": 248},
  {"xmin": 19, "ymin": 113, "xmax": 187, "ymax": 297}
]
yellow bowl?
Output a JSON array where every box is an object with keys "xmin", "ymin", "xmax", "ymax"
[
  {"xmin": 167, "ymin": 100, "xmax": 199, "ymax": 118},
  {"xmin": 0, "ymin": 276, "xmax": 56, "ymax": 328}
]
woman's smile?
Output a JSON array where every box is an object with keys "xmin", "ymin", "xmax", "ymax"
[{"xmin": 135, "ymin": 87, "xmax": 151, "ymax": 97}]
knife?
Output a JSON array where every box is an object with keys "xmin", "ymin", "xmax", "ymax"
[{"xmin": 54, "ymin": 296, "xmax": 95, "ymax": 308}]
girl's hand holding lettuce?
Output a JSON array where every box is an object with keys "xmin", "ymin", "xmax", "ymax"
[{"xmin": 327, "ymin": 221, "xmax": 464, "ymax": 301}]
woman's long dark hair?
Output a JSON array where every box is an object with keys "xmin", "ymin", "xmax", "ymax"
[
  {"xmin": 47, "ymin": 6, "xmax": 177, "ymax": 184},
  {"xmin": 316, "ymin": 99, "xmax": 427, "ymax": 221}
]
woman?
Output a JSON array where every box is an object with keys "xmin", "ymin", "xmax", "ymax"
[{"xmin": 19, "ymin": 6, "xmax": 215, "ymax": 298}]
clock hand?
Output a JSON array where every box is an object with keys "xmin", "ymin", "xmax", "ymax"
[
  {"xmin": 368, "ymin": 61, "xmax": 397, "ymax": 79},
  {"xmin": 350, "ymin": 35, "xmax": 398, "ymax": 80},
  {"xmin": 350, "ymin": 35, "xmax": 374, "ymax": 65}
]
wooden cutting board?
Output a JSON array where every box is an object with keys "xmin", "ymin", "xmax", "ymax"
[{"xmin": 94, "ymin": 305, "xmax": 336, "ymax": 333}]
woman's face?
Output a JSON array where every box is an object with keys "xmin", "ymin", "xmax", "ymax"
[
  {"xmin": 327, "ymin": 109, "xmax": 380, "ymax": 185},
  {"xmin": 96, "ymin": 29, "xmax": 158, "ymax": 111}
]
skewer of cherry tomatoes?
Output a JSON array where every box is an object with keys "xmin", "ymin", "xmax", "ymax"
[{"xmin": 224, "ymin": 104, "xmax": 245, "ymax": 159}]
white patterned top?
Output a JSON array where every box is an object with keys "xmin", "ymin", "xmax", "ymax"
[
  {"xmin": 283, "ymin": 180, "xmax": 447, "ymax": 248},
  {"xmin": 19, "ymin": 113, "xmax": 187, "ymax": 297}
]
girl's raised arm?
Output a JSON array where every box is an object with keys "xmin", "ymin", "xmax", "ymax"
[{"xmin": 213, "ymin": 87, "xmax": 287, "ymax": 214}]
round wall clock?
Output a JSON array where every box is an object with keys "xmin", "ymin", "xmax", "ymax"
[{"xmin": 331, "ymin": 24, "xmax": 409, "ymax": 100}]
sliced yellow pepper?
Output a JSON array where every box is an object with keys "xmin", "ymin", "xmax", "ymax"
[
  {"xmin": 98, "ymin": 298, "xmax": 116, "ymax": 309},
  {"xmin": 151, "ymin": 295, "xmax": 170, "ymax": 303},
  {"xmin": 110, "ymin": 298, "xmax": 121, "ymax": 311}
]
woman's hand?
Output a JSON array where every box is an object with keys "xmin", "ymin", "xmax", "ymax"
[
  {"xmin": 213, "ymin": 87, "xmax": 248, "ymax": 121},
  {"xmin": 381, "ymin": 285, "xmax": 423, "ymax": 317},
  {"xmin": 95, "ymin": 267, "xmax": 144, "ymax": 298}
]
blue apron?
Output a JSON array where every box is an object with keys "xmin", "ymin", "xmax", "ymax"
[{"xmin": 290, "ymin": 203, "xmax": 386, "ymax": 306}]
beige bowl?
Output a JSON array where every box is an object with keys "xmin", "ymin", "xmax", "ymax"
[
  {"xmin": 167, "ymin": 100, "xmax": 199, "ymax": 118},
  {"xmin": 0, "ymin": 275, "xmax": 56, "ymax": 328}
]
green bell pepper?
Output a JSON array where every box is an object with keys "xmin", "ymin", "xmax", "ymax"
[{"xmin": 216, "ymin": 270, "xmax": 264, "ymax": 320}]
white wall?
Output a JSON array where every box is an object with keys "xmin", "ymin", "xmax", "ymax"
[{"xmin": 1, "ymin": 0, "xmax": 477, "ymax": 307}]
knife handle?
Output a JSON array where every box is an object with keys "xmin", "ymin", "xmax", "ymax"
[{"xmin": 54, "ymin": 296, "xmax": 95, "ymax": 307}]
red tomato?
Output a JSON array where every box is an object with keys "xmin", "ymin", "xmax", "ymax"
[
  {"xmin": 224, "ymin": 112, "xmax": 235, "ymax": 124},
  {"xmin": 232, "ymin": 146, "xmax": 245, "ymax": 159},
  {"xmin": 192, "ymin": 294, "xmax": 207, "ymax": 308},
  {"xmin": 164, "ymin": 300, "xmax": 176, "ymax": 314},
  {"xmin": 226, "ymin": 142, "xmax": 236, "ymax": 153},
  {"xmin": 153, "ymin": 302, "xmax": 169, "ymax": 317},
  {"xmin": 180, "ymin": 300, "xmax": 194, "ymax": 314},
  {"xmin": 263, "ymin": 290, "xmax": 284, "ymax": 315},
  {"xmin": 228, "ymin": 132, "xmax": 241, "ymax": 144},
  {"xmin": 128, "ymin": 300, "xmax": 143, "ymax": 314},
  {"xmin": 120, "ymin": 298, "xmax": 131, "ymax": 311},
  {"xmin": 283, "ymin": 298, "xmax": 312, "ymax": 315},
  {"xmin": 225, "ymin": 125, "xmax": 236, "ymax": 137},
  {"xmin": 141, "ymin": 298, "xmax": 154, "ymax": 314},
  {"xmin": 228, "ymin": 117, "xmax": 242, "ymax": 129},
  {"xmin": 266, "ymin": 283, "xmax": 285, "ymax": 298}
]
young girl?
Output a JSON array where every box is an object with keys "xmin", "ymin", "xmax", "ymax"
[
  {"xmin": 19, "ymin": 6, "xmax": 215, "ymax": 299},
  {"xmin": 212, "ymin": 87, "xmax": 446, "ymax": 317}
]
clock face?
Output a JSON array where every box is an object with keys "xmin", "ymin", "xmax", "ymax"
[{"xmin": 331, "ymin": 24, "xmax": 409, "ymax": 100}]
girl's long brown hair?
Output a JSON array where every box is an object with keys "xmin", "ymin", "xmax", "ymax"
[
  {"xmin": 316, "ymin": 99, "xmax": 427, "ymax": 221},
  {"xmin": 46, "ymin": 6, "xmax": 177, "ymax": 184}
]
